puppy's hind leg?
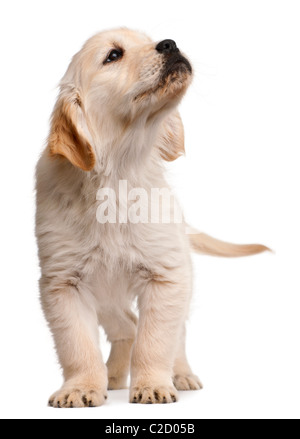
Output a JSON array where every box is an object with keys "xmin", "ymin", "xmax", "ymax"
[
  {"xmin": 173, "ymin": 324, "xmax": 203, "ymax": 391},
  {"xmin": 100, "ymin": 310, "xmax": 138, "ymax": 390}
]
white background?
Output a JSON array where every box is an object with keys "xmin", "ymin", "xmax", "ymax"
[{"xmin": 0, "ymin": 0, "xmax": 299, "ymax": 420}]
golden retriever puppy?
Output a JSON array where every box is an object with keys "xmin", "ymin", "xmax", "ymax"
[{"xmin": 36, "ymin": 28, "xmax": 268, "ymax": 408}]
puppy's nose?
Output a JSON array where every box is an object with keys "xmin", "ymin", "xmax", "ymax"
[{"xmin": 156, "ymin": 39, "xmax": 179, "ymax": 55}]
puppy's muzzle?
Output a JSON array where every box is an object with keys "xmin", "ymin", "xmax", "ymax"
[{"xmin": 156, "ymin": 39, "xmax": 193, "ymax": 77}]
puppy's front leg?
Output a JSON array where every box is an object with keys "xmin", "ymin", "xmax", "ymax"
[
  {"xmin": 130, "ymin": 273, "xmax": 189, "ymax": 404},
  {"xmin": 41, "ymin": 280, "xmax": 108, "ymax": 408}
]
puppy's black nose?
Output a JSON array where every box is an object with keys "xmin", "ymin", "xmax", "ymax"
[{"xmin": 156, "ymin": 39, "xmax": 179, "ymax": 55}]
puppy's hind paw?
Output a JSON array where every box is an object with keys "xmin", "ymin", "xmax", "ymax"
[{"xmin": 173, "ymin": 374, "xmax": 203, "ymax": 391}]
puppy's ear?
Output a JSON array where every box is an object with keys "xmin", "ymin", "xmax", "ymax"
[
  {"xmin": 48, "ymin": 91, "xmax": 95, "ymax": 171},
  {"xmin": 157, "ymin": 111, "xmax": 185, "ymax": 161}
]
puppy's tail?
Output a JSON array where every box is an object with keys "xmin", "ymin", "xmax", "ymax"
[{"xmin": 187, "ymin": 227, "xmax": 270, "ymax": 258}]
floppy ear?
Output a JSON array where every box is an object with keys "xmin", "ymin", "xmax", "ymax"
[
  {"xmin": 48, "ymin": 91, "xmax": 95, "ymax": 171},
  {"xmin": 157, "ymin": 111, "xmax": 185, "ymax": 161}
]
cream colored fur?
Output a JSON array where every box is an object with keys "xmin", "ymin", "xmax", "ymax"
[{"xmin": 36, "ymin": 28, "xmax": 267, "ymax": 408}]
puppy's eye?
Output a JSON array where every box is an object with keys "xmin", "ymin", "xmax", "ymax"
[{"xmin": 104, "ymin": 49, "xmax": 124, "ymax": 65}]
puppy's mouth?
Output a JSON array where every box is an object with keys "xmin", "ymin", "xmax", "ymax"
[
  {"xmin": 162, "ymin": 53, "xmax": 193, "ymax": 79},
  {"xmin": 134, "ymin": 53, "xmax": 192, "ymax": 103}
]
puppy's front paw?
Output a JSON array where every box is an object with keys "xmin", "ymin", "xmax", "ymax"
[
  {"xmin": 49, "ymin": 384, "xmax": 107, "ymax": 408},
  {"xmin": 130, "ymin": 385, "xmax": 178, "ymax": 404},
  {"xmin": 173, "ymin": 374, "xmax": 203, "ymax": 391}
]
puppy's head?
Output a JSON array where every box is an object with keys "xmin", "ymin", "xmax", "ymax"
[{"xmin": 49, "ymin": 28, "xmax": 193, "ymax": 171}]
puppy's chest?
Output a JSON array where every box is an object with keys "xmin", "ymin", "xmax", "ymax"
[
  {"xmin": 74, "ymin": 175, "xmax": 176, "ymax": 269},
  {"xmin": 80, "ymin": 214, "xmax": 168, "ymax": 277},
  {"xmin": 91, "ymin": 220, "xmax": 150, "ymax": 263}
]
